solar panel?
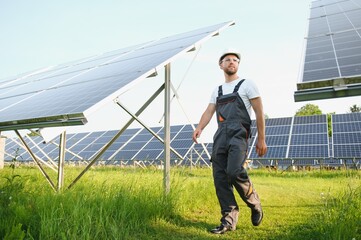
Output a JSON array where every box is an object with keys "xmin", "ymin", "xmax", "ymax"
[
  {"xmin": 332, "ymin": 112, "xmax": 361, "ymax": 158},
  {"xmin": 0, "ymin": 21, "xmax": 235, "ymax": 131},
  {"xmin": 288, "ymin": 114, "xmax": 329, "ymax": 158},
  {"xmin": 294, "ymin": 0, "xmax": 361, "ymax": 101},
  {"xmin": 248, "ymin": 117, "xmax": 292, "ymax": 159}
]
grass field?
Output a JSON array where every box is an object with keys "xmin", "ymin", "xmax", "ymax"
[{"xmin": 0, "ymin": 166, "xmax": 360, "ymax": 239}]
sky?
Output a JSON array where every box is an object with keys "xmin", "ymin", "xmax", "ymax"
[{"xmin": 1, "ymin": 1, "xmax": 360, "ymax": 141}]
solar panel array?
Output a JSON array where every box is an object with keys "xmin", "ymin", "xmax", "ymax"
[
  {"xmin": 332, "ymin": 112, "xmax": 361, "ymax": 158},
  {"xmin": 294, "ymin": 0, "xmax": 361, "ymax": 101},
  {"xmin": 0, "ymin": 21, "xmax": 234, "ymax": 131},
  {"xmin": 4, "ymin": 113, "xmax": 361, "ymax": 165},
  {"xmin": 4, "ymin": 124, "xmax": 196, "ymax": 165}
]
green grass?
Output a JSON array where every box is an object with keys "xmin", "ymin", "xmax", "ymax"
[{"xmin": 0, "ymin": 166, "xmax": 360, "ymax": 239}]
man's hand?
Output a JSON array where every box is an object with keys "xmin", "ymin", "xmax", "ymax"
[
  {"xmin": 192, "ymin": 128, "xmax": 202, "ymax": 144},
  {"xmin": 256, "ymin": 139, "xmax": 267, "ymax": 157}
]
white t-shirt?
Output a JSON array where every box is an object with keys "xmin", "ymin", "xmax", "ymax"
[{"xmin": 209, "ymin": 78, "xmax": 260, "ymax": 118}]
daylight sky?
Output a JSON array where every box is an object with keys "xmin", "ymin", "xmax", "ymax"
[{"xmin": 1, "ymin": 1, "xmax": 360, "ymax": 140}]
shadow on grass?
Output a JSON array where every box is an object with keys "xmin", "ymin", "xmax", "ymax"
[
  {"xmin": 143, "ymin": 200, "xmax": 328, "ymax": 240},
  {"xmin": 140, "ymin": 211, "xmax": 321, "ymax": 240}
]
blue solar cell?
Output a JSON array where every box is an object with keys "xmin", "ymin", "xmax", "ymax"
[
  {"xmin": 290, "ymin": 134, "xmax": 328, "ymax": 145},
  {"xmin": 106, "ymin": 142, "xmax": 127, "ymax": 151},
  {"xmin": 333, "ymin": 145, "xmax": 361, "ymax": 158},
  {"xmin": 288, "ymin": 145, "xmax": 329, "ymax": 158},
  {"xmin": 170, "ymin": 139, "xmax": 193, "ymax": 149},
  {"xmin": 171, "ymin": 149, "xmax": 189, "ymax": 158},
  {"xmin": 332, "ymin": 112, "xmax": 361, "ymax": 123},
  {"xmin": 142, "ymin": 141, "xmax": 164, "ymax": 149},
  {"xmin": 293, "ymin": 115, "xmax": 327, "ymax": 124},
  {"xmin": 130, "ymin": 133, "xmax": 153, "ymax": 142},
  {"xmin": 333, "ymin": 132, "xmax": 361, "ymax": 144},
  {"xmin": 99, "ymin": 152, "xmax": 116, "ymax": 160},
  {"xmin": 265, "ymin": 117, "xmax": 292, "ymax": 126},
  {"xmin": 114, "ymin": 150, "xmax": 138, "ymax": 160},
  {"xmin": 292, "ymin": 124, "xmax": 327, "ymax": 134},
  {"xmin": 80, "ymin": 143, "xmax": 105, "ymax": 154},
  {"xmin": 134, "ymin": 150, "xmax": 163, "ymax": 160},
  {"xmin": 265, "ymin": 136, "xmax": 289, "ymax": 146},
  {"xmin": 249, "ymin": 146, "xmax": 287, "ymax": 159},
  {"xmin": 68, "ymin": 144, "xmax": 86, "ymax": 152},
  {"xmin": 265, "ymin": 126, "xmax": 291, "ymax": 135},
  {"xmin": 332, "ymin": 122, "xmax": 361, "ymax": 133},
  {"xmin": 172, "ymin": 131, "xmax": 191, "ymax": 140},
  {"xmin": 122, "ymin": 141, "xmax": 147, "ymax": 150}
]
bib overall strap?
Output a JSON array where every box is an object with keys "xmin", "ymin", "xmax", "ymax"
[
  {"xmin": 233, "ymin": 79, "xmax": 245, "ymax": 93},
  {"xmin": 218, "ymin": 85, "xmax": 223, "ymax": 97}
]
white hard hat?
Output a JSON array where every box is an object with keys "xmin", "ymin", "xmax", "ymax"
[{"xmin": 219, "ymin": 48, "xmax": 241, "ymax": 63}]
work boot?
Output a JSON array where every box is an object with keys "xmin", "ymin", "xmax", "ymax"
[
  {"xmin": 210, "ymin": 224, "xmax": 234, "ymax": 234},
  {"xmin": 251, "ymin": 205, "xmax": 263, "ymax": 226}
]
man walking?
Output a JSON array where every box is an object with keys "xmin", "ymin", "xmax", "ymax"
[{"xmin": 192, "ymin": 48, "xmax": 267, "ymax": 234}]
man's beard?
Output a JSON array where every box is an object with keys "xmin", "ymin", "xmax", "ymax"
[{"xmin": 224, "ymin": 68, "xmax": 237, "ymax": 76}]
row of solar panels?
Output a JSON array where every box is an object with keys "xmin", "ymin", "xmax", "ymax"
[
  {"xmin": 3, "ymin": 113, "xmax": 361, "ymax": 164},
  {"xmin": 247, "ymin": 113, "xmax": 361, "ymax": 159}
]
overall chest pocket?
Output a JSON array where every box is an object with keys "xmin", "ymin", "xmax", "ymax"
[{"xmin": 217, "ymin": 95, "xmax": 237, "ymax": 105}]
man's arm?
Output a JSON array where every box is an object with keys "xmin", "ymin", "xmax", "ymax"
[
  {"xmin": 192, "ymin": 103, "xmax": 216, "ymax": 143},
  {"xmin": 250, "ymin": 97, "xmax": 267, "ymax": 157}
]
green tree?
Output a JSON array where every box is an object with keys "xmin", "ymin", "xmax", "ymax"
[
  {"xmin": 327, "ymin": 112, "xmax": 335, "ymax": 137},
  {"xmin": 349, "ymin": 104, "xmax": 361, "ymax": 113},
  {"xmin": 295, "ymin": 103, "xmax": 322, "ymax": 116}
]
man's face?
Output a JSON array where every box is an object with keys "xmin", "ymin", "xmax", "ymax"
[{"xmin": 219, "ymin": 54, "xmax": 240, "ymax": 75}]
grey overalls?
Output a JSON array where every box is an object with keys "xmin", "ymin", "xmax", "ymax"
[{"xmin": 211, "ymin": 79, "xmax": 261, "ymax": 228}]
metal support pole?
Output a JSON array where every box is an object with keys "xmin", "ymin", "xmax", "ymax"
[
  {"xmin": 67, "ymin": 84, "xmax": 165, "ymax": 189},
  {"xmin": 0, "ymin": 131, "xmax": 4, "ymax": 169},
  {"xmin": 15, "ymin": 130, "xmax": 56, "ymax": 191},
  {"xmin": 164, "ymin": 63, "xmax": 171, "ymax": 194},
  {"xmin": 190, "ymin": 148, "xmax": 193, "ymax": 170},
  {"xmin": 116, "ymin": 102, "xmax": 183, "ymax": 160},
  {"xmin": 57, "ymin": 131, "xmax": 66, "ymax": 192}
]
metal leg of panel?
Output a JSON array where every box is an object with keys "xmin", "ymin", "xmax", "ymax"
[{"xmin": 15, "ymin": 130, "xmax": 56, "ymax": 191}]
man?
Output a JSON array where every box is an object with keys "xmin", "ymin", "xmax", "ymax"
[{"xmin": 192, "ymin": 48, "xmax": 267, "ymax": 234}]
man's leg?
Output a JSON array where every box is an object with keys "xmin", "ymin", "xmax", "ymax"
[
  {"xmin": 211, "ymin": 151, "xmax": 239, "ymax": 233},
  {"xmin": 227, "ymin": 145, "xmax": 263, "ymax": 226}
]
